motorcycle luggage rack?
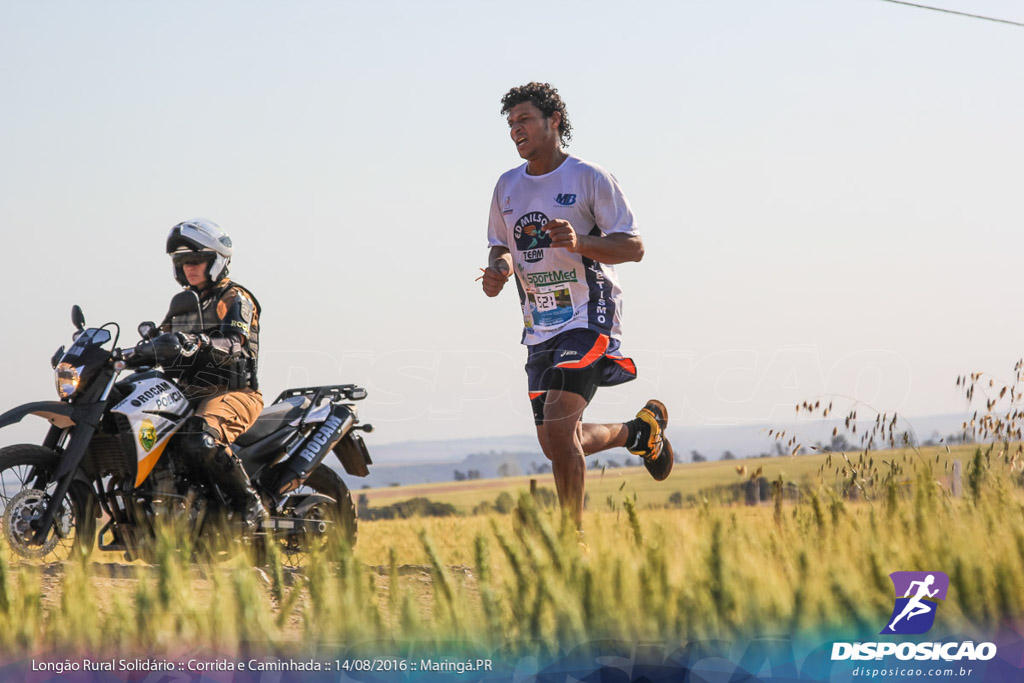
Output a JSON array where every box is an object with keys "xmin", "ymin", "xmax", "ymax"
[{"xmin": 274, "ymin": 384, "xmax": 367, "ymax": 405}]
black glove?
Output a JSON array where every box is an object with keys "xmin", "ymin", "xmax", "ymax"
[
  {"xmin": 129, "ymin": 332, "xmax": 184, "ymax": 367},
  {"xmin": 175, "ymin": 332, "xmax": 210, "ymax": 356}
]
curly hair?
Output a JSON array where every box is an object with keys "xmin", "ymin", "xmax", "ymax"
[{"xmin": 500, "ymin": 82, "xmax": 573, "ymax": 147}]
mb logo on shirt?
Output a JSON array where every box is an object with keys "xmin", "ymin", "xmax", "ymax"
[{"xmin": 555, "ymin": 193, "xmax": 577, "ymax": 206}]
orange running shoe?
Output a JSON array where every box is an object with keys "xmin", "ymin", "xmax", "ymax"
[{"xmin": 628, "ymin": 399, "xmax": 673, "ymax": 481}]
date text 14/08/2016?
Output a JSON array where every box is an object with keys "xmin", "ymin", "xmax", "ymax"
[
  {"xmin": 32, "ymin": 658, "xmax": 495, "ymax": 675},
  {"xmin": 339, "ymin": 659, "xmax": 494, "ymax": 674}
]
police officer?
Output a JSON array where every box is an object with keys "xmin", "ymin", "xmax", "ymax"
[{"xmin": 161, "ymin": 218, "xmax": 266, "ymax": 530}]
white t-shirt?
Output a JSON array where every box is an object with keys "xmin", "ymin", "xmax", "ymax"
[{"xmin": 487, "ymin": 155, "xmax": 639, "ymax": 346}]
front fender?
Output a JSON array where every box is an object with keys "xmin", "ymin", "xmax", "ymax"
[{"xmin": 0, "ymin": 401, "xmax": 76, "ymax": 431}]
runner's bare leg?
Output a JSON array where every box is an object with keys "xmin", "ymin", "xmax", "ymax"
[
  {"xmin": 536, "ymin": 389, "xmax": 589, "ymax": 527},
  {"xmin": 580, "ymin": 423, "xmax": 629, "ymax": 455}
]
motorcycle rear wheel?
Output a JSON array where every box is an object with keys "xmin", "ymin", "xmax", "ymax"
[
  {"xmin": 0, "ymin": 444, "xmax": 96, "ymax": 562},
  {"xmin": 266, "ymin": 464, "xmax": 357, "ymax": 567}
]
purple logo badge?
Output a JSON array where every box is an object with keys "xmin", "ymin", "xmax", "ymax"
[{"xmin": 881, "ymin": 571, "xmax": 949, "ymax": 635}]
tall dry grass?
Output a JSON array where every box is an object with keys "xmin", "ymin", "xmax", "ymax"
[{"xmin": 0, "ymin": 446, "xmax": 1022, "ymax": 658}]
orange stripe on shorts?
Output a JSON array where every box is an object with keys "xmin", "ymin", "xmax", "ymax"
[
  {"xmin": 607, "ymin": 355, "xmax": 637, "ymax": 375},
  {"xmin": 556, "ymin": 334, "xmax": 610, "ymax": 369}
]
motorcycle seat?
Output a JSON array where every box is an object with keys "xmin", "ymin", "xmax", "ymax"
[{"xmin": 234, "ymin": 395, "xmax": 311, "ymax": 447}]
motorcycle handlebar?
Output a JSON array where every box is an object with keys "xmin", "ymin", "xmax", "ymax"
[
  {"xmin": 117, "ymin": 332, "xmax": 191, "ymax": 369},
  {"xmin": 116, "ymin": 346, "xmax": 146, "ymax": 368}
]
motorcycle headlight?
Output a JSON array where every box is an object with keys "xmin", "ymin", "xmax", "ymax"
[{"xmin": 55, "ymin": 362, "xmax": 83, "ymax": 399}]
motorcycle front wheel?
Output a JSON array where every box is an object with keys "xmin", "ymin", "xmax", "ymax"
[{"xmin": 0, "ymin": 444, "xmax": 96, "ymax": 562}]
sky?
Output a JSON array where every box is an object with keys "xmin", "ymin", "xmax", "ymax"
[{"xmin": 1, "ymin": 0, "xmax": 1021, "ymax": 448}]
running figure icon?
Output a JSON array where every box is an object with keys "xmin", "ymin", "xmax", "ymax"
[
  {"xmin": 882, "ymin": 571, "xmax": 949, "ymax": 635},
  {"xmin": 888, "ymin": 574, "xmax": 939, "ymax": 631}
]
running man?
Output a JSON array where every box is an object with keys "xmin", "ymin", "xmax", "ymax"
[
  {"xmin": 481, "ymin": 82, "xmax": 674, "ymax": 526},
  {"xmin": 888, "ymin": 574, "xmax": 939, "ymax": 631}
]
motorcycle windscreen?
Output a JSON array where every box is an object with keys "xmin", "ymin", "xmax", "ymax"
[{"xmin": 111, "ymin": 375, "xmax": 192, "ymax": 487}]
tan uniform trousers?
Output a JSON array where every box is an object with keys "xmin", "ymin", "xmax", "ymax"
[{"xmin": 194, "ymin": 388, "xmax": 264, "ymax": 446}]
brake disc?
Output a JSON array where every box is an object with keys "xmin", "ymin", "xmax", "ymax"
[{"xmin": 3, "ymin": 488, "xmax": 72, "ymax": 558}]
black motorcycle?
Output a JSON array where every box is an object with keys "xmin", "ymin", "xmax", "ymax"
[{"xmin": 0, "ymin": 296, "xmax": 374, "ymax": 564}]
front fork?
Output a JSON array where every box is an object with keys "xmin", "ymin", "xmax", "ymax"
[
  {"xmin": 42, "ymin": 424, "xmax": 64, "ymax": 451},
  {"xmin": 31, "ymin": 418, "xmax": 100, "ymax": 545}
]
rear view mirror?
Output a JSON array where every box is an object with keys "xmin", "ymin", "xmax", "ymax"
[
  {"xmin": 138, "ymin": 321, "xmax": 159, "ymax": 340},
  {"xmin": 71, "ymin": 305, "xmax": 85, "ymax": 331}
]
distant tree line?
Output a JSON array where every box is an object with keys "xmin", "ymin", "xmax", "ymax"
[
  {"xmin": 357, "ymin": 495, "xmax": 458, "ymax": 520},
  {"xmin": 473, "ymin": 487, "xmax": 560, "ymax": 515}
]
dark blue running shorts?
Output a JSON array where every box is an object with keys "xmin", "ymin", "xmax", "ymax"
[{"xmin": 525, "ymin": 328, "xmax": 637, "ymax": 425}]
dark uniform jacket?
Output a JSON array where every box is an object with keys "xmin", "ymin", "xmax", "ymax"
[{"xmin": 160, "ymin": 279, "xmax": 260, "ymax": 399}]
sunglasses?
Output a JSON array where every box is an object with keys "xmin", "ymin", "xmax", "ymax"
[{"xmin": 172, "ymin": 252, "xmax": 215, "ymax": 267}]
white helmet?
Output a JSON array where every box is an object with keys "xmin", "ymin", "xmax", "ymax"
[{"xmin": 166, "ymin": 218, "xmax": 233, "ymax": 287}]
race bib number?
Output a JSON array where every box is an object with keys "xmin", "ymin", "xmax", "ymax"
[{"xmin": 527, "ymin": 284, "xmax": 574, "ymax": 328}]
